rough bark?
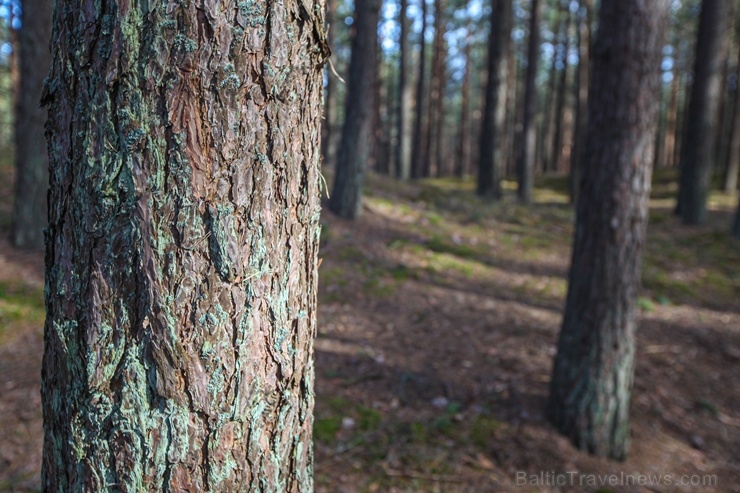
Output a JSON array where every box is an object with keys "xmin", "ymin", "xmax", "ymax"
[
  {"xmin": 676, "ymin": 0, "xmax": 729, "ymax": 224},
  {"xmin": 547, "ymin": 0, "xmax": 668, "ymax": 461},
  {"xmin": 42, "ymin": 1, "xmax": 327, "ymax": 491},
  {"xmin": 411, "ymin": 0, "xmax": 429, "ymax": 179},
  {"xmin": 477, "ymin": 0, "xmax": 512, "ymax": 198},
  {"xmin": 568, "ymin": 0, "xmax": 592, "ymax": 204},
  {"xmin": 329, "ymin": 0, "xmax": 380, "ymax": 218},
  {"xmin": 517, "ymin": 0, "xmax": 540, "ymax": 203},
  {"xmin": 395, "ymin": 0, "xmax": 413, "ymax": 180},
  {"xmin": 11, "ymin": 0, "xmax": 51, "ymax": 250}
]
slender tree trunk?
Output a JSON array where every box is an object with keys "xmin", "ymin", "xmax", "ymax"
[
  {"xmin": 411, "ymin": 0, "xmax": 429, "ymax": 179},
  {"xmin": 663, "ymin": 64, "xmax": 680, "ymax": 168},
  {"xmin": 540, "ymin": 0, "xmax": 566, "ymax": 174},
  {"xmin": 456, "ymin": 32, "xmax": 472, "ymax": 178},
  {"xmin": 43, "ymin": 1, "xmax": 326, "ymax": 490},
  {"xmin": 733, "ymin": 197, "xmax": 740, "ymax": 237},
  {"xmin": 426, "ymin": 0, "xmax": 446, "ymax": 177},
  {"xmin": 477, "ymin": 0, "xmax": 512, "ymax": 198},
  {"xmin": 676, "ymin": 0, "xmax": 729, "ymax": 224},
  {"xmin": 506, "ymin": 36, "xmax": 519, "ymax": 179},
  {"xmin": 724, "ymin": 42, "xmax": 740, "ymax": 192},
  {"xmin": 330, "ymin": 0, "xmax": 381, "ymax": 218},
  {"xmin": 569, "ymin": 0, "xmax": 592, "ymax": 204},
  {"xmin": 550, "ymin": 7, "xmax": 571, "ymax": 173},
  {"xmin": 322, "ymin": 0, "xmax": 339, "ymax": 169},
  {"xmin": 11, "ymin": 0, "xmax": 51, "ymax": 250},
  {"xmin": 548, "ymin": 0, "xmax": 668, "ymax": 460},
  {"xmin": 517, "ymin": 0, "xmax": 541, "ymax": 203},
  {"xmin": 396, "ymin": 0, "xmax": 413, "ymax": 180}
]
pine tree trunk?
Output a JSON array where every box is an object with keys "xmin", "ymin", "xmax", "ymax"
[
  {"xmin": 396, "ymin": 0, "xmax": 413, "ymax": 180},
  {"xmin": 427, "ymin": 0, "xmax": 446, "ymax": 177},
  {"xmin": 548, "ymin": 0, "xmax": 668, "ymax": 461},
  {"xmin": 477, "ymin": 0, "xmax": 512, "ymax": 198},
  {"xmin": 539, "ymin": 1, "xmax": 566, "ymax": 174},
  {"xmin": 723, "ymin": 43, "xmax": 740, "ymax": 192},
  {"xmin": 517, "ymin": 0, "xmax": 540, "ymax": 203},
  {"xmin": 549, "ymin": 7, "xmax": 571, "ymax": 174},
  {"xmin": 322, "ymin": 0, "xmax": 339, "ymax": 169},
  {"xmin": 12, "ymin": 0, "xmax": 51, "ymax": 250},
  {"xmin": 676, "ymin": 0, "xmax": 729, "ymax": 224},
  {"xmin": 663, "ymin": 64, "xmax": 680, "ymax": 168},
  {"xmin": 456, "ymin": 33, "xmax": 472, "ymax": 178},
  {"xmin": 411, "ymin": 0, "xmax": 429, "ymax": 179},
  {"xmin": 329, "ymin": 0, "xmax": 381, "ymax": 218},
  {"xmin": 568, "ymin": 0, "xmax": 592, "ymax": 204},
  {"xmin": 42, "ymin": 1, "xmax": 327, "ymax": 490}
]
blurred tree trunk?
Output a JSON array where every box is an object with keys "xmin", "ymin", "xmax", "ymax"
[
  {"xmin": 12, "ymin": 0, "xmax": 52, "ymax": 250},
  {"xmin": 322, "ymin": 0, "xmax": 339, "ymax": 169},
  {"xmin": 330, "ymin": 0, "xmax": 381, "ymax": 218},
  {"xmin": 663, "ymin": 65, "xmax": 680, "ymax": 168},
  {"xmin": 676, "ymin": 0, "xmax": 729, "ymax": 224},
  {"xmin": 427, "ymin": 0, "xmax": 446, "ymax": 177},
  {"xmin": 549, "ymin": 6, "xmax": 571, "ymax": 173},
  {"xmin": 456, "ymin": 32, "xmax": 472, "ymax": 178},
  {"xmin": 517, "ymin": 0, "xmax": 541, "ymax": 203},
  {"xmin": 538, "ymin": 0, "xmax": 566, "ymax": 175},
  {"xmin": 723, "ymin": 41, "xmax": 740, "ymax": 192},
  {"xmin": 412, "ymin": 0, "xmax": 429, "ymax": 179},
  {"xmin": 43, "ymin": 0, "xmax": 326, "ymax": 490},
  {"xmin": 548, "ymin": 0, "xmax": 668, "ymax": 461},
  {"xmin": 568, "ymin": 0, "xmax": 592, "ymax": 204},
  {"xmin": 733, "ymin": 198, "xmax": 740, "ymax": 237},
  {"xmin": 396, "ymin": 0, "xmax": 413, "ymax": 180},
  {"xmin": 477, "ymin": 0, "xmax": 512, "ymax": 198}
]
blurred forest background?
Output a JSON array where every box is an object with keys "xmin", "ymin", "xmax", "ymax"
[{"xmin": 0, "ymin": 0, "xmax": 739, "ymax": 491}]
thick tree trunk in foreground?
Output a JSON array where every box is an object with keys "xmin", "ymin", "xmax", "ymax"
[
  {"xmin": 329, "ymin": 0, "xmax": 380, "ymax": 218},
  {"xmin": 676, "ymin": 0, "xmax": 729, "ymax": 224},
  {"xmin": 548, "ymin": 0, "xmax": 668, "ymax": 461},
  {"xmin": 42, "ymin": 1, "xmax": 326, "ymax": 490},
  {"xmin": 517, "ymin": 0, "xmax": 540, "ymax": 203},
  {"xmin": 12, "ymin": 0, "xmax": 51, "ymax": 250},
  {"xmin": 477, "ymin": 0, "xmax": 512, "ymax": 199}
]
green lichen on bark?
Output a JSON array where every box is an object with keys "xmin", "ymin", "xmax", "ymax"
[{"xmin": 43, "ymin": 0, "xmax": 328, "ymax": 491}]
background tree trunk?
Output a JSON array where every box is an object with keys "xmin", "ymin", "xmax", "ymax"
[
  {"xmin": 411, "ymin": 0, "xmax": 429, "ymax": 179},
  {"xmin": 723, "ymin": 42, "xmax": 740, "ymax": 192},
  {"xmin": 330, "ymin": 0, "xmax": 381, "ymax": 218},
  {"xmin": 676, "ymin": 0, "xmax": 729, "ymax": 224},
  {"xmin": 456, "ymin": 32, "xmax": 472, "ymax": 178},
  {"xmin": 12, "ymin": 0, "xmax": 51, "ymax": 250},
  {"xmin": 549, "ymin": 6, "xmax": 571, "ymax": 174},
  {"xmin": 427, "ymin": 0, "xmax": 446, "ymax": 177},
  {"xmin": 548, "ymin": 0, "xmax": 668, "ymax": 461},
  {"xmin": 42, "ymin": 1, "xmax": 326, "ymax": 490},
  {"xmin": 517, "ymin": 0, "xmax": 540, "ymax": 203},
  {"xmin": 396, "ymin": 0, "xmax": 413, "ymax": 180},
  {"xmin": 477, "ymin": 0, "xmax": 512, "ymax": 198},
  {"xmin": 322, "ymin": 0, "xmax": 339, "ymax": 169},
  {"xmin": 568, "ymin": 0, "xmax": 592, "ymax": 204}
]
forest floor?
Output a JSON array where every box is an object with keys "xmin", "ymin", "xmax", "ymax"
[{"xmin": 0, "ymin": 155, "xmax": 738, "ymax": 492}]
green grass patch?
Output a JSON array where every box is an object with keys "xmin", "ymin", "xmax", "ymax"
[{"xmin": 0, "ymin": 281, "xmax": 45, "ymax": 341}]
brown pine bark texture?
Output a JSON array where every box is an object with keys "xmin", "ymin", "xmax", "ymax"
[
  {"xmin": 548, "ymin": 0, "xmax": 668, "ymax": 460},
  {"xmin": 42, "ymin": 1, "xmax": 327, "ymax": 491}
]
